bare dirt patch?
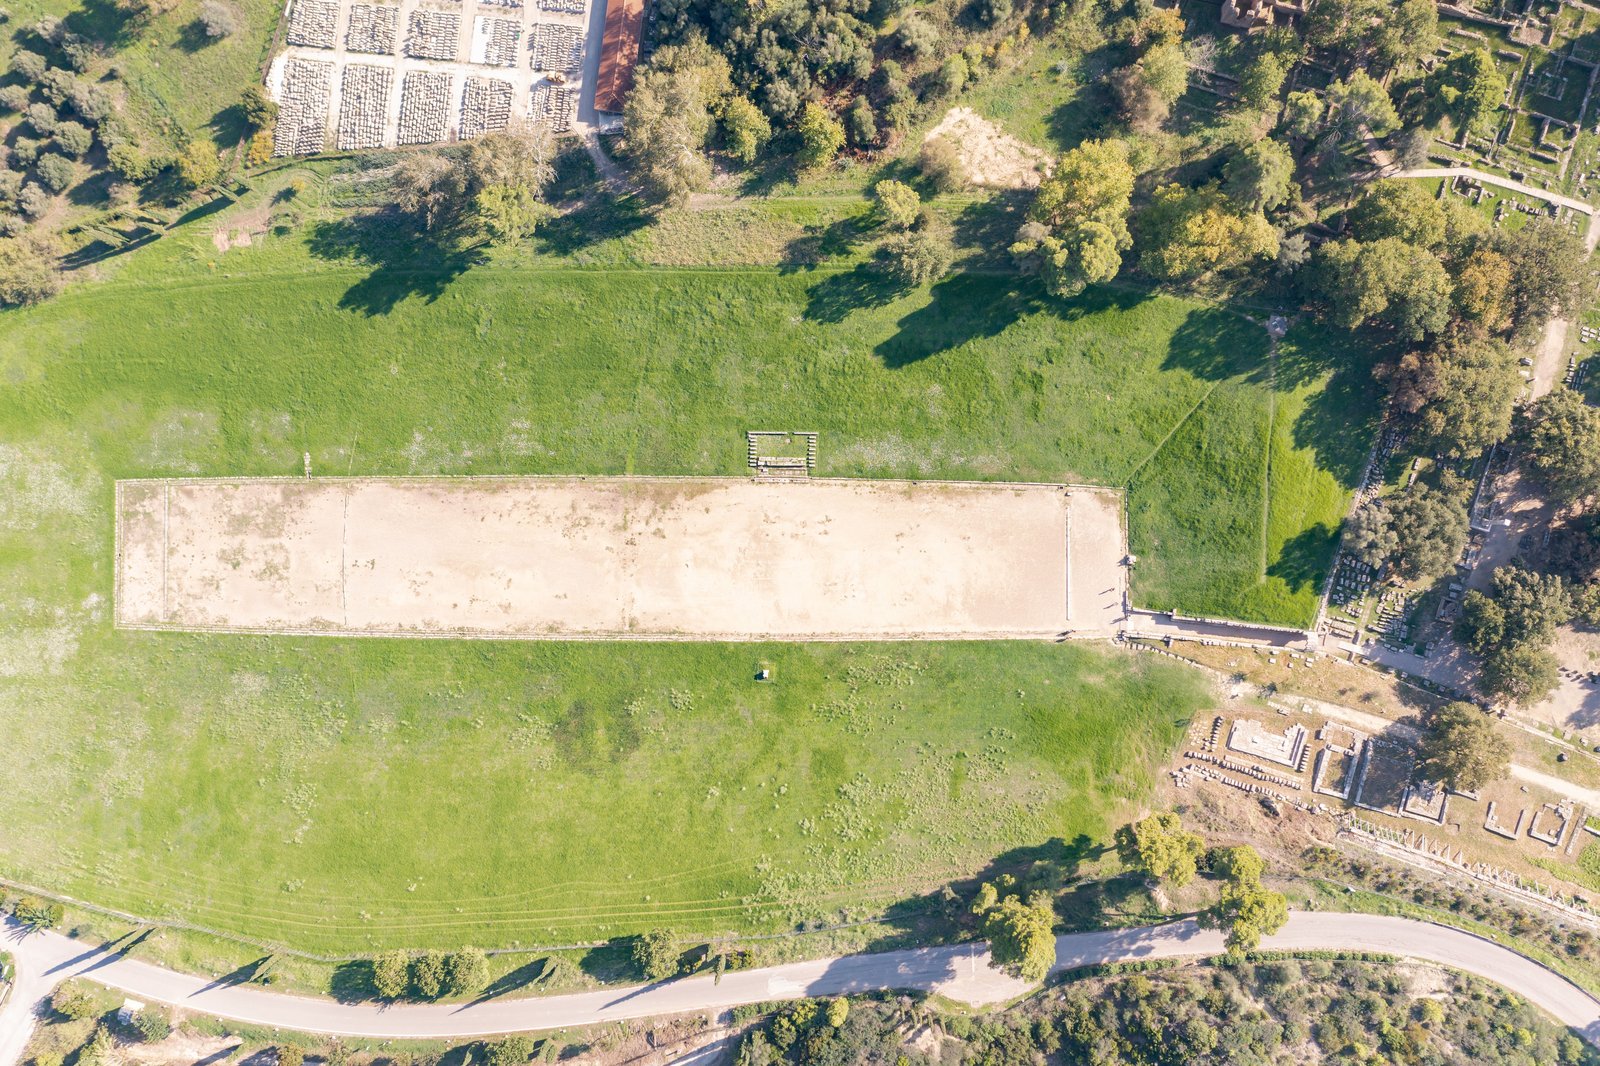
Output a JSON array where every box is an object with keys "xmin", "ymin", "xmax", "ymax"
[
  {"xmin": 115, "ymin": 476, "xmax": 1126, "ymax": 640},
  {"xmin": 924, "ymin": 107, "xmax": 1051, "ymax": 189}
]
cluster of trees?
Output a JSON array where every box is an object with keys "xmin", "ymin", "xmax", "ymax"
[
  {"xmin": 733, "ymin": 957, "xmax": 1592, "ymax": 1065},
  {"xmin": 1114, "ymin": 812, "xmax": 1287, "ymax": 953},
  {"xmin": 369, "ymin": 947, "xmax": 490, "ymax": 1000},
  {"xmin": 1344, "ymin": 482, "xmax": 1471, "ymax": 584},
  {"xmin": 971, "ymin": 874, "xmax": 1058, "ymax": 981},
  {"xmin": 389, "ymin": 124, "xmax": 557, "ymax": 245},
  {"xmin": 1456, "ymin": 565, "xmax": 1574, "ymax": 705}
]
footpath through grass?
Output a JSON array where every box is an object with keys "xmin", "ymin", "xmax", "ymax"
[{"xmin": 0, "ymin": 205, "xmax": 1374, "ymax": 953}]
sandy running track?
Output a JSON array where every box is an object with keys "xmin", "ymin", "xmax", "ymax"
[{"xmin": 114, "ymin": 477, "xmax": 1126, "ymax": 640}]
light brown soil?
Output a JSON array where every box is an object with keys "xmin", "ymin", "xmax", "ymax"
[
  {"xmin": 923, "ymin": 107, "xmax": 1051, "ymax": 189},
  {"xmin": 116, "ymin": 476, "xmax": 1126, "ymax": 640}
]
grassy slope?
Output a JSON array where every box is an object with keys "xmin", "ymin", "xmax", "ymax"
[{"xmin": 0, "ymin": 149, "xmax": 1377, "ymax": 955}]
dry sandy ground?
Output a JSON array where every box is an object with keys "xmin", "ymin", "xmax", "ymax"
[
  {"xmin": 924, "ymin": 107, "xmax": 1051, "ymax": 189},
  {"xmin": 116, "ymin": 477, "xmax": 1125, "ymax": 640}
]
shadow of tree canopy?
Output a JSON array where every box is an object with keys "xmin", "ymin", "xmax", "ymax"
[
  {"xmin": 864, "ymin": 835, "xmax": 1109, "ymax": 953},
  {"xmin": 464, "ymin": 955, "xmax": 553, "ymax": 1006},
  {"xmin": 306, "ymin": 213, "xmax": 486, "ymax": 316},
  {"xmin": 1159, "ymin": 305, "xmax": 1273, "ymax": 384},
  {"xmin": 534, "ymin": 193, "xmax": 650, "ymax": 257},
  {"xmin": 950, "ymin": 192, "xmax": 1029, "ymax": 268},
  {"xmin": 1268, "ymin": 522, "xmax": 1339, "ymax": 595},
  {"xmin": 803, "ymin": 262, "xmax": 905, "ymax": 323},
  {"xmin": 60, "ymin": 0, "xmax": 141, "ymax": 47},
  {"xmin": 1276, "ymin": 324, "xmax": 1389, "ymax": 491},
  {"xmin": 330, "ymin": 958, "xmax": 378, "ymax": 1004},
  {"xmin": 781, "ymin": 214, "xmax": 875, "ymax": 272}
]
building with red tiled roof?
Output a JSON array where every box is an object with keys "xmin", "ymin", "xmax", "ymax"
[{"xmin": 593, "ymin": 0, "xmax": 644, "ymax": 114}]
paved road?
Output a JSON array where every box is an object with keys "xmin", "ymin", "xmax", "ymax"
[{"xmin": 4, "ymin": 913, "xmax": 1599, "ymax": 1058}]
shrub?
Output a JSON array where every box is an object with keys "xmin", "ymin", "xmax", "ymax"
[
  {"xmin": 872, "ymin": 179, "xmax": 920, "ymax": 229},
  {"xmin": 444, "ymin": 948, "xmax": 489, "ymax": 995},
  {"xmin": 11, "ymin": 49, "xmax": 46, "ymax": 80},
  {"xmin": 130, "ymin": 1008, "xmax": 171, "ymax": 1042},
  {"xmin": 632, "ymin": 929, "xmax": 680, "ymax": 981},
  {"xmin": 13, "ymin": 894, "xmax": 64, "ymax": 928},
  {"xmin": 39, "ymin": 67, "xmax": 74, "ymax": 105},
  {"xmin": 240, "ymin": 86, "xmax": 277, "ymax": 130},
  {"xmin": 36, "ymin": 152, "xmax": 75, "ymax": 192},
  {"xmin": 26, "ymin": 102, "xmax": 58, "ymax": 135},
  {"xmin": 107, "ymin": 142, "xmax": 157, "ymax": 182},
  {"xmin": 372, "ymin": 950, "xmax": 410, "ymax": 999},
  {"xmin": 896, "ymin": 12, "xmax": 938, "ymax": 58},
  {"xmin": 934, "ymin": 56, "xmax": 968, "ymax": 96},
  {"xmin": 844, "ymin": 95, "xmax": 876, "ymax": 147},
  {"xmin": 875, "ymin": 226, "xmax": 953, "ymax": 287},
  {"xmin": 61, "ymin": 37, "xmax": 94, "ymax": 72},
  {"xmin": 918, "ymin": 135, "xmax": 966, "ymax": 192},
  {"xmin": 0, "ymin": 213, "xmax": 24, "ymax": 237},
  {"xmin": 411, "ymin": 950, "xmax": 447, "ymax": 998},
  {"xmin": 17, "ymin": 183, "xmax": 50, "ymax": 218},
  {"xmin": 483, "ymin": 1035, "xmax": 534, "ymax": 1066},
  {"xmin": 49, "ymin": 980, "xmax": 98, "ymax": 1020},
  {"xmin": 795, "ymin": 103, "xmax": 844, "ymax": 170},
  {"xmin": 70, "ymin": 82, "xmax": 112, "ymax": 124},
  {"xmin": 174, "ymin": 142, "xmax": 220, "ymax": 189},
  {"xmin": 198, "ymin": 0, "xmax": 239, "ymax": 37},
  {"xmin": 277, "ymin": 1046, "xmax": 304, "ymax": 1066},
  {"xmin": 0, "ymin": 168, "xmax": 24, "ymax": 204},
  {"xmin": 0, "ymin": 84, "xmax": 29, "ymax": 112},
  {"xmin": 54, "ymin": 121, "xmax": 92, "ymax": 157}
]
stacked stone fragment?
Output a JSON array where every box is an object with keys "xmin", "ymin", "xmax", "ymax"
[
  {"xmin": 537, "ymin": 0, "xmax": 585, "ymax": 13},
  {"xmin": 479, "ymin": 0, "xmax": 522, "ymax": 8},
  {"xmin": 530, "ymin": 82, "xmax": 574, "ymax": 132},
  {"xmin": 286, "ymin": 0, "xmax": 339, "ymax": 47},
  {"xmin": 405, "ymin": 10, "xmax": 461, "ymax": 61},
  {"xmin": 460, "ymin": 76, "xmax": 514, "ymax": 139},
  {"xmin": 336, "ymin": 64, "xmax": 393, "ymax": 150},
  {"xmin": 476, "ymin": 16, "xmax": 522, "ymax": 67},
  {"xmin": 398, "ymin": 69, "xmax": 453, "ymax": 144},
  {"xmin": 345, "ymin": 4, "xmax": 399, "ymax": 54},
  {"xmin": 529, "ymin": 22, "xmax": 583, "ymax": 71},
  {"xmin": 272, "ymin": 59, "xmax": 333, "ymax": 156}
]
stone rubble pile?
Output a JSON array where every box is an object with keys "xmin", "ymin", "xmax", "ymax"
[
  {"xmin": 460, "ymin": 76, "xmax": 514, "ymax": 138},
  {"xmin": 537, "ymin": 0, "xmax": 585, "ymax": 12},
  {"xmin": 273, "ymin": 58, "xmax": 334, "ymax": 156},
  {"xmin": 344, "ymin": 4, "xmax": 399, "ymax": 54},
  {"xmin": 529, "ymin": 22, "xmax": 583, "ymax": 71},
  {"xmin": 406, "ymin": 10, "xmax": 461, "ymax": 61},
  {"xmin": 530, "ymin": 81, "xmax": 574, "ymax": 132},
  {"xmin": 398, "ymin": 69, "xmax": 453, "ymax": 144},
  {"xmin": 336, "ymin": 63, "xmax": 393, "ymax": 150},
  {"xmin": 287, "ymin": 0, "xmax": 340, "ymax": 47},
  {"xmin": 477, "ymin": 16, "xmax": 522, "ymax": 66}
]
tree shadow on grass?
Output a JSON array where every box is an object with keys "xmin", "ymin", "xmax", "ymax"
[
  {"xmin": 782, "ymin": 214, "xmax": 875, "ymax": 272},
  {"xmin": 535, "ymin": 193, "xmax": 650, "ymax": 257},
  {"xmin": 577, "ymin": 938, "xmax": 636, "ymax": 984},
  {"xmin": 1267, "ymin": 522, "xmax": 1339, "ymax": 595},
  {"xmin": 330, "ymin": 959, "xmax": 378, "ymax": 1004},
  {"xmin": 307, "ymin": 213, "xmax": 486, "ymax": 316},
  {"xmin": 1277, "ymin": 325, "xmax": 1388, "ymax": 490},
  {"xmin": 803, "ymin": 262, "xmax": 905, "ymax": 323},
  {"xmin": 463, "ymin": 956, "xmax": 552, "ymax": 1006},
  {"xmin": 949, "ymin": 191, "xmax": 1029, "ymax": 267},
  {"xmin": 865, "ymin": 835, "xmax": 1108, "ymax": 952},
  {"xmin": 873, "ymin": 274, "xmax": 1037, "ymax": 367},
  {"xmin": 1161, "ymin": 304, "xmax": 1274, "ymax": 384}
]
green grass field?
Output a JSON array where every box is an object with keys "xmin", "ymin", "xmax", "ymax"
[{"xmin": 0, "ymin": 171, "xmax": 1377, "ymax": 954}]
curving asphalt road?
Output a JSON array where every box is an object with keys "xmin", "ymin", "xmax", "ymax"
[{"xmin": 3, "ymin": 912, "xmax": 1598, "ymax": 1062}]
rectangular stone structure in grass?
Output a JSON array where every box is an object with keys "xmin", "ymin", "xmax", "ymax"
[
  {"xmin": 345, "ymin": 4, "xmax": 399, "ymax": 54},
  {"xmin": 336, "ymin": 64, "xmax": 393, "ymax": 150},
  {"xmin": 397, "ymin": 69, "xmax": 453, "ymax": 144},
  {"xmin": 286, "ymin": 0, "xmax": 340, "ymax": 47},
  {"xmin": 114, "ymin": 476, "xmax": 1127, "ymax": 641},
  {"xmin": 405, "ymin": 10, "xmax": 461, "ymax": 61},
  {"xmin": 460, "ymin": 76, "xmax": 513, "ymax": 138},
  {"xmin": 272, "ymin": 58, "xmax": 333, "ymax": 156},
  {"xmin": 472, "ymin": 16, "xmax": 522, "ymax": 67}
]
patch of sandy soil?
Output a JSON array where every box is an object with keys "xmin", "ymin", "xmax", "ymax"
[
  {"xmin": 117, "ymin": 1030, "xmax": 238, "ymax": 1065},
  {"xmin": 212, "ymin": 200, "xmax": 274, "ymax": 252},
  {"xmin": 924, "ymin": 107, "xmax": 1051, "ymax": 189}
]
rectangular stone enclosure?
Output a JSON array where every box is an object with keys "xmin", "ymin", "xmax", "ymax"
[{"xmin": 114, "ymin": 477, "xmax": 1126, "ymax": 640}]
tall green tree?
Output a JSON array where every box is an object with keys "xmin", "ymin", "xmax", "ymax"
[
  {"xmin": 1417, "ymin": 702, "xmax": 1507, "ymax": 791},
  {"xmin": 1520, "ymin": 389, "xmax": 1600, "ymax": 501},
  {"xmin": 1386, "ymin": 338, "xmax": 1521, "ymax": 459},
  {"xmin": 1011, "ymin": 139, "xmax": 1134, "ymax": 296},
  {"xmin": 1223, "ymin": 139, "xmax": 1295, "ymax": 212},
  {"xmin": 1456, "ymin": 566, "xmax": 1572, "ymax": 654},
  {"xmin": 1349, "ymin": 182, "xmax": 1446, "ymax": 251},
  {"xmin": 1115, "ymin": 812, "xmax": 1205, "ymax": 888},
  {"xmin": 981, "ymin": 891, "xmax": 1057, "ymax": 982},
  {"xmin": 1137, "ymin": 184, "xmax": 1278, "ymax": 281},
  {"xmin": 1313, "ymin": 238, "xmax": 1452, "ymax": 339},
  {"xmin": 1433, "ymin": 47, "xmax": 1507, "ymax": 128}
]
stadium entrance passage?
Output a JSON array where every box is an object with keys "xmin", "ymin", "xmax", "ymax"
[{"xmin": 115, "ymin": 476, "xmax": 1126, "ymax": 640}]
